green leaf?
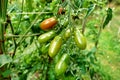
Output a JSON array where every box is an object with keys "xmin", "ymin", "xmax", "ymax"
[
  {"xmin": 26, "ymin": 0, "xmax": 33, "ymax": 12},
  {"xmin": 86, "ymin": 47, "xmax": 97, "ymax": 58},
  {"xmin": 2, "ymin": 69, "xmax": 11, "ymax": 77},
  {"xmin": 103, "ymin": 8, "xmax": 112, "ymax": 29},
  {"xmin": 0, "ymin": 54, "xmax": 12, "ymax": 68},
  {"xmin": 74, "ymin": 0, "xmax": 83, "ymax": 8},
  {"xmin": 22, "ymin": 41, "xmax": 39, "ymax": 55},
  {"xmin": 85, "ymin": 4, "xmax": 95, "ymax": 18}
]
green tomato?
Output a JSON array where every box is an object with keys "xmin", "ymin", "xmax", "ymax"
[
  {"xmin": 38, "ymin": 30, "xmax": 55, "ymax": 43},
  {"xmin": 55, "ymin": 53, "xmax": 70, "ymax": 76},
  {"xmin": 74, "ymin": 27, "xmax": 87, "ymax": 50},
  {"xmin": 64, "ymin": 29, "xmax": 71, "ymax": 39},
  {"xmin": 55, "ymin": 61, "xmax": 67, "ymax": 76},
  {"xmin": 60, "ymin": 54, "xmax": 70, "ymax": 64},
  {"xmin": 48, "ymin": 36, "xmax": 62, "ymax": 58}
]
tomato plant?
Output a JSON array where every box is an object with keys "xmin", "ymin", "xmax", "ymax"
[
  {"xmin": 40, "ymin": 17, "xmax": 58, "ymax": 30},
  {"xmin": 1, "ymin": 0, "xmax": 113, "ymax": 80}
]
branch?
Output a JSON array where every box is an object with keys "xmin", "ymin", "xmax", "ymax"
[
  {"xmin": 17, "ymin": 0, "xmax": 24, "ymax": 30},
  {"xmin": 5, "ymin": 33, "xmax": 40, "ymax": 38},
  {"xmin": 95, "ymin": 17, "xmax": 105, "ymax": 48},
  {"xmin": 9, "ymin": 12, "xmax": 52, "ymax": 15},
  {"xmin": 7, "ymin": 15, "xmax": 17, "ymax": 58}
]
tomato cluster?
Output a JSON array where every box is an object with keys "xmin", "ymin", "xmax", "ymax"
[{"xmin": 38, "ymin": 16, "xmax": 87, "ymax": 76}]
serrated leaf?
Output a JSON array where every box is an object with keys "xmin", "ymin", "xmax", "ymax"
[
  {"xmin": 103, "ymin": 8, "xmax": 112, "ymax": 29},
  {"xmin": 0, "ymin": 54, "xmax": 12, "ymax": 68}
]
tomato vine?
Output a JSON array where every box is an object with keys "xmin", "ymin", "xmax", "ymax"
[{"xmin": 0, "ymin": 0, "xmax": 113, "ymax": 80}]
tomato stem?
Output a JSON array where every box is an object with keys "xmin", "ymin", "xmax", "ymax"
[
  {"xmin": 95, "ymin": 15, "xmax": 105, "ymax": 48},
  {"xmin": 17, "ymin": 0, "xmax": 24, "ymax": 30},
  {"xmin": 68, "ymin": 0, "xmax": 71, "ymax": 26},
  {"xmin": 82, "ymin": 17, "xmax": 87, "ymax": 34}
]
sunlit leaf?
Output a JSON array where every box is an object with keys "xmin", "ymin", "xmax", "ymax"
[
  {"xmin": 22, "ymin": 41, "xmax": 39, "ymax": 55},
  {"xmin": 0, "ymin": 54, "xmax": 12, "ymax": 68}
]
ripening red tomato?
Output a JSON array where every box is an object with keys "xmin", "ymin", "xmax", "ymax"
[{"xmin": 40, "ymin": 17, "xmax": 57, "ymax": 30}]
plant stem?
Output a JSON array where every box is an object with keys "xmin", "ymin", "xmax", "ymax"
[
  {"xmin": 9, "ymin": 17, "xmax": 17, "ymax": 58},
  {"xmin": 95, "ymin": 17, "xmax": 104, "ymax": 48},
  {"xmin": 95, "ymin": 24, "xmax": 102, "ymax": 48},
  {"xmin": 9, "ymin": 12, "xmax": 52, "ymax": 15},
  {"xmin": 82, "ymin": 17, "xmax": 87, "ymax": 34},
  {"xmin": 5, "ymin": 33, "xmax": 41, "ymax": 38},
  {"xmin": 68, "ymin": 0, "xmax": 71, "ymax": 25},
  {"xmin": 17, "ymin": 0, "xmax": 24, "ymax": 29}
]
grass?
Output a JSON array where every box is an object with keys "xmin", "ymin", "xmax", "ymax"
[{"xmin": 97, "ymin": 9, "xmax": 120, "ymax": 80}]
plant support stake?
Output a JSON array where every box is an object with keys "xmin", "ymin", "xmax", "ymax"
[{"xmin": 0, "ymin": 0, "xmax": 8, "ymax": 54}]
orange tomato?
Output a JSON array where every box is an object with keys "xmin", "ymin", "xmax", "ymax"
[{"xmin": 40, "ymin": 17, "xmax": 57, "ymax": 30}]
